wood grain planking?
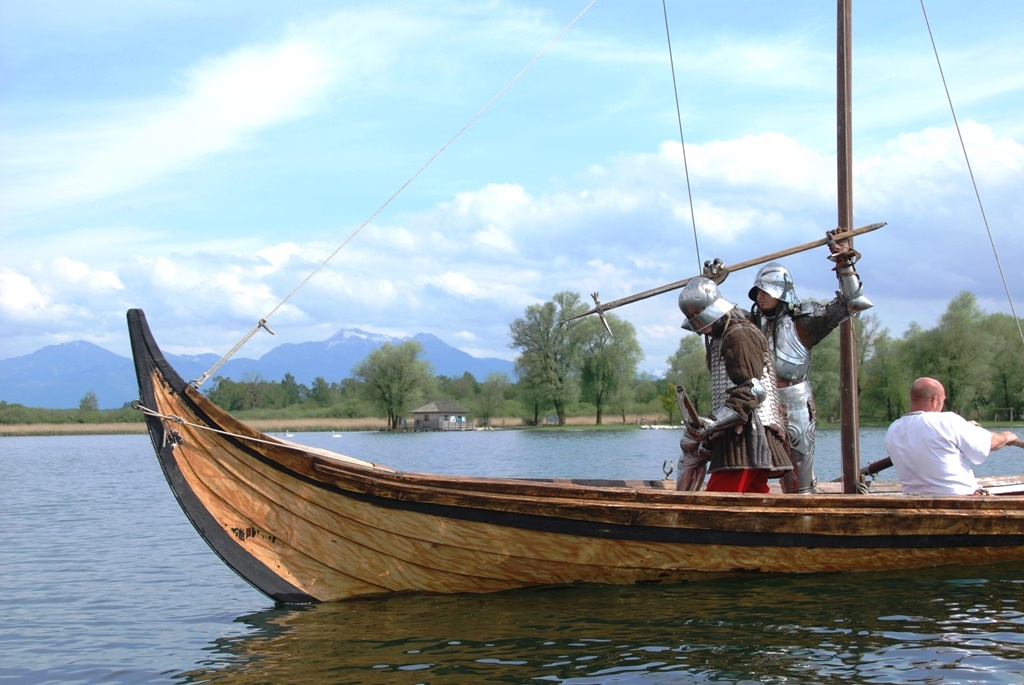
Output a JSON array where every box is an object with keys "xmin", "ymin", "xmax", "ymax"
[{"xmin": 143, "ymin": 362, "xmax": 1024, "ymax": 602}]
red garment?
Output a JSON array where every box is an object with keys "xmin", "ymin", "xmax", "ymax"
[{"xmin": 705, "ymin": 469, "xmax": 770, "ymax": 493}]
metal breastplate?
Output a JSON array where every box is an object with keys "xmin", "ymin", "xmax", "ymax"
[
  {"xmin": 778, "ymin": 380, "xmax": 813, "ymax": 418},
  {"xmin": 708, "ymin": 334, "xmax": 786, "ymax": 430},
  {"xmin": 761, "ymin": 313, "xmax": 811, "ymax": 383}
]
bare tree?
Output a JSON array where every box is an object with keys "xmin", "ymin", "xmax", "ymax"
[
  {"xmin": 665, "ymin": 334, "xmax": 711, "ymax": 414},
  {"xmin": 353, "ymin": 341, "xmax": 433, "ymax": 430},
  {"xmin": 78, "ymin": 391, "xmax": 99, "ymax": 412},
  {"xmin": 476, "ymin": 372, "xmax": 511, "ymax": 426},
  {"xmin": 580, "ymin": 314, "xmax": 642, "ymax": 424},
  {"xmin": 240, "ymin": 370, "xmax": 266, "ymax": 410},
  {"xmin": 509, "ymin": 291, "xmax": 589, "ymax": 425}
]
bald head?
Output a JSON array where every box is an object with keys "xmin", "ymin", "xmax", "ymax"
[{"xmin": 909, "ymin": 377, "xmax": 946, "ymax": 413}]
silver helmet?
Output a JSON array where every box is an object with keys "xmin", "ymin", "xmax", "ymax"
[
  {"xmin": 748, "ymin": 262, "xmax": 800, "ymax": 306},
  {"xmin": 679, "ymin": 277, "xmax": 735, "ymax": 332}
]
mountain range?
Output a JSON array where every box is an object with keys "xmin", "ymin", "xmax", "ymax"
[{"xmin": 0, "ymin": 328, "xmax": 517, "ymax": 410}]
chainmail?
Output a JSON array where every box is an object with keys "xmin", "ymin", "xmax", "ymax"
[{"xmin": 708, "ymin": 325, "xmax": 787, "ymax": 431}]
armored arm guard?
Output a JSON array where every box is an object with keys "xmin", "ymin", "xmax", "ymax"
[
  {"xmin": 827, "ymin": 228, "xmax": 872, "ymax": 313},
  {"xmin": 834, "ymin": 257, "xmax": 873, "ymax": 313},
  {"xmin": 687, "ymin": 406, "xmax": 745, "ymax": 441}
]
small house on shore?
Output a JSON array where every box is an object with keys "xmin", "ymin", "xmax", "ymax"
[{"xmin": 410, "ymin": 401, "xmax": 471, "ymax": 431}]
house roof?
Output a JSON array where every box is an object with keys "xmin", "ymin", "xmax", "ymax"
[{"xmin": 411, "ymin": 400, "xmax": 470, "ymax": 414}]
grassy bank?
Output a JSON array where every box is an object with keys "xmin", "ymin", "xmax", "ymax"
[
  {"xmin": 0, "ymin": 413, "xmax": 676, "ymax": 437},
  {"xmin": 0, "ymin": 416, "xmax": 389, "ymax": 437},
  {"xmin": 0, "ymin": 422, "xmax": 149, "ymax": 437},
  {"xmin": 5, "ymin": 414, "xmax": 1015, "ymax": 438}
]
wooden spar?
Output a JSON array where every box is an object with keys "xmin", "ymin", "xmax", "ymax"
[
  {"xmin": 561, "ymin": 221, "xmax": 886, "ymax": 325},
  {"xmin": 837, "ymin": 0, "xmax": 861, "ymax": 493}
]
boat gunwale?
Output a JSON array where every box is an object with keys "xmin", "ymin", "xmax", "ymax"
[
  {"xmin": 158, "ymin": 369, "xmax": 1024, "ymax": 544},
  {"xmin": 155, "ymin": 389, "xmax": 1024, "ymax": 549},
  {"xmin": 162, "ymin": 374, "xmax": 1024, "ymax": 526}
]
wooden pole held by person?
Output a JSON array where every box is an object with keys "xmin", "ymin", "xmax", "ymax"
[{"xmin": 560, "ymin": 222, "xmax": 886, "ymax": 325}]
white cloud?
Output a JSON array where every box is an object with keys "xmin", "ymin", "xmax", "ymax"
[
  {"xmin": 435, "ymin": 272, "xmax": 481, "ymax": 299},
  {"xmin": 858, "ymin": 121, "xmax": 1024, "ymax": 212},
  {"xmin": 452, "ymin": 183, "xmax": 531, "ymax": 221},
  {"xmin": 472, "ymin": 225, "xmax": 517, "ymax": 252},
  {"xmin": 0, "ymin": 268, "xmax": 56, "ymax": 321},
  {"xmin": 0, "ymin": 259, "xmax": 125, "ymax": 330},
  {"xmin": 368, "ymin": 226, "xmax": 420, "ymax": 253},
  {"xmin": 686, "ymin": 34, "xmax": 829, "ymax": 90},
  {"xmin": 686, "ymin": 134, "xmax": 833, "ymax": 198},
  {"xmin": 690, "ymin": 202, "xmax": 786, "ymax": 245},
  {"xmin": 5, "ymin": 112, "xmax": 1021, "ymax": 368},
  {"xmin": 184, "ymin": 39, "xmax": 332, "ymax": 132},
  {"xmin": 51, "ymin": 257, "xmax": 124, "ymax": 292},
  {"xmin": 254, "ymin": 243, "xmax": 310, "ymax": 278}
]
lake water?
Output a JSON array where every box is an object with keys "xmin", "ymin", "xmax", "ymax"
[{"xmin": 3, "ymin": 428, "xmax": 1024, "ymax": 684}]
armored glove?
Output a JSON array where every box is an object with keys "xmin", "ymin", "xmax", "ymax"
[
  {"xmin": 686, "ymin": 406, "xmax": 744, "ymax": 441},
  {"xmin": 702, "ymin": 258, "xmax": 730, "ymax": 285},
  {"xmin": 826, "ymin": 227, "xmax": 859, "ymax": 266}
]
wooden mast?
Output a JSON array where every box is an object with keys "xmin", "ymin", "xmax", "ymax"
[{"xmin": 837, "ymin": 0, "xmax": 861, "ymax": 492}]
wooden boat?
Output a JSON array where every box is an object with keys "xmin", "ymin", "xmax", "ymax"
[
  {"xmin": 128, "ymin": 2, "xmax": 1024, "ymax": 604},
  {"xmin": 128, "ymin": 306, "xmax": 1024, "ymax": 603}
]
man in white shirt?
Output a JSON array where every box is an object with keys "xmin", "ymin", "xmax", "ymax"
[{"xmin": 884, "ymin": 377, "xmax": 1021, "ymax": 495}]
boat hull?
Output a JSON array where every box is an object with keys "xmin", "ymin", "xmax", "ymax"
[{"xmin": 128, "ymin": 309, "xmax": 1024, "ymax": 603}]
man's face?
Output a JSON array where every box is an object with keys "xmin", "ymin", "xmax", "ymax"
[
  {"xmin": 756, "ymin": 289, "xmax": 779, "ymax": 313},
  {"xmin": 696, "ymin": 321, "xmax": 714, "ymax": 336}
]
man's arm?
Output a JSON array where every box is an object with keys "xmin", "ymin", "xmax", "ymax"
[
  {"xmin": 990, "ymin": 430, "xmax": 1022, "ymax": 451},
  {"xmin": 793, "ymin": 299, "xmax": 847, "ymax": 349}
]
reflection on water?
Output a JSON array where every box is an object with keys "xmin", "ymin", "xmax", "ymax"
[
  {"xmin": 5, "ymin": 432, "xmax": 1024, "ymax": 684},
  {"xmin": 179, "ymin": 565, "xmax": 1024, "ymax": 685}
]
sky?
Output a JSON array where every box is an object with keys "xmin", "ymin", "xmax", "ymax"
[{"xmin": 2, "ymin": 0, "xmax": 1022, "ymax": 378}]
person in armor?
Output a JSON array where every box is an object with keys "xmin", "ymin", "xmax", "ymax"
[
  {"xmin": 676, "ymin": 277, "xmax": 792, "ymax": 493},
  {"xmin": 743, "ymin": 232, "xmax": 872, "ymax": 493}
]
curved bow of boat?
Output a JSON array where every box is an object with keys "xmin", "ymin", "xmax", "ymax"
[{"xmin": 128, "ymin": 308, "xmax": 317, "ymax": 603}]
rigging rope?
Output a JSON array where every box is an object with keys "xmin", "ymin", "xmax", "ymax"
[
  {"xmin": 134, "ymin": 400, "xmax": 296, "ymax": 449},
  {"xmin": 192, "ymin": 1, "xmax": 600, "ymax": 388},
  {"xmin": 660, "ymin": 0, "xmax": 702, "ymax": 272},
  {"xmin": 133, "ymin": 400, "xmax": 381, "ymax": 467},
  {"xmin": 919, "ymin": 0, "xmax": 1024, "ymax": 346}
]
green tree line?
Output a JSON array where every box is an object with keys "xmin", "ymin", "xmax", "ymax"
[
  {"xmin": 200, "ymin": 289, "xmax": 1024, "ymax": 427},
  {"xmin": 3, "ymin": 290, "xmax": 1020, "ymax": 428},
  {"xmin": 0, "ymin": 392, "xmax": 140, "ymax": 425},
  {"xmin": 665, "ymin": 291, "xmax": 1024, "ymax": 424},
  {"xmin": 196, "ymin": 340, "xmax": 525, "ymax": 428}
]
